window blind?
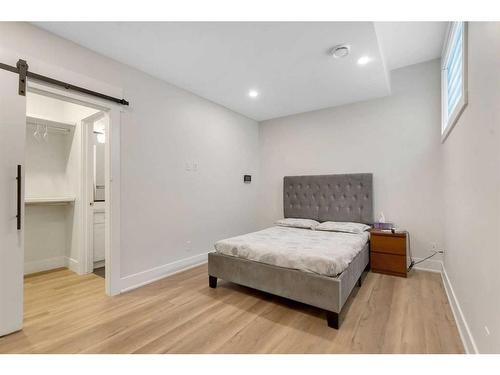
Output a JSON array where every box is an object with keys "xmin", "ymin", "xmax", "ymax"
[{"xmin": 445, "ymin": 22, "xmax": 464, "ymax": 119}]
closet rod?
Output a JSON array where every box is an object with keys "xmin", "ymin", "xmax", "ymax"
[
  {"xmin": 0, "ymin": 59, "xmax": 129, "ymax": 106},
  {"xmin": 27, "ymin": 122, "xmax": 71, "ymax": 133},
  {"xmin": 27, "ymin": 116, "xmax": 75, "ymax": 132}
]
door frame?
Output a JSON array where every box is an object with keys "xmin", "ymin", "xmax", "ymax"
[
  {"xmin": 81, "ymin": 111, "xmax": 106, "ymax": 276},
  {"xmin": 27, "ymin": 81, "xmax": 122, "ymax": 296}
]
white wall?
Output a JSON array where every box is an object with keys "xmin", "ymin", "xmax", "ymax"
[
  {"xmin": 258, "ymin": 60, "xmax": 444, "ymax": 261},
  {"xmin": 441, "ymin": 22, "xmax": 500, "ymax": 354},
  {"xmin": 24, "ymin": 205, "xmax": 69, "ymax": 274},
  {"xmin": 0, "ymin": 22, "xmax": 259, "ymax": 283},
  {"xmin": 24, "ymin": 124, "xmax": 72, "ymax": 274},
  {"xmin": 25, "ymin": 123, "xmax": 74, "ymax": 198},
  {"xmin": 27, "ymin": 91, "xmax": 98, "ymax": 125}
]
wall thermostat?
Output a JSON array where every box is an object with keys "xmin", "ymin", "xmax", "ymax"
[{"xmin": 244, "ymin": 175, "xmax": 251, "ymax": 183}]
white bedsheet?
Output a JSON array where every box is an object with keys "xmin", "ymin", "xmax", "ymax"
[{"xmin": 214, "ymin": 226, "xmax": 369, "ymax": 277}]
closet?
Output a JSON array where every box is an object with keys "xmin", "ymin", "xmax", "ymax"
[{"xmin": 24, "ymin": 92, "xmax": 107, "ymax": 276}]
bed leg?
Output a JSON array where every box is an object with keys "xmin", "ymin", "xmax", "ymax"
[
  {"xmin": 209, "ymin": 275, "xmax": 217, "ymax": 288},
  {"xmin": 357, "ymin": 276, "xmax": 362, "ymax": 287},
  {"xmin": 326, "ymin": 311, "xmax": 339, "ymax": 329}
]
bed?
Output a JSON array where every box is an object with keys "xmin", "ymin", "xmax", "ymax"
[{"xmin": 208, "ymin": 173, "xmax": 373, "ymax": 329}]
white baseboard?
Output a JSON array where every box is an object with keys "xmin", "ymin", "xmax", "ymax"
[
  {"xmin": 411, "ymin": 257, "xmax": 477, "ymax": 354},
  {"xmin": 441, "ymin": 266, "xmax": 479, "ymax": 354},
  {"xmin": 120, "ymin": 252, "xmax": 208, "ymax": 293},
  {"xmin": 66, "ymin": 257, "xmax": 79, "ymax": 273},
  {"xmin": 24, "ymin": 256, "xmax": 67, "ymax": 275},
  {"xmin": 412, "ymin": 257, "xmax": 443, "ymax": 273}
]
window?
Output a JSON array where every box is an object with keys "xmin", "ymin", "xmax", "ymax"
[{"xmin": 441, "ymin": 22, "xmax": 468, "ymax": 141}]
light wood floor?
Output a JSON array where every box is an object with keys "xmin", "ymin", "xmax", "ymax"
[{"xmin": 0, "ymin": 265, "xmax": 464, "ymax": 354}]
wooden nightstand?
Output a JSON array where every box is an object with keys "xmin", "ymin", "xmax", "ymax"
[{"xmin": 370, "ymin": 229, "xmax": 407, "ymax": 278}]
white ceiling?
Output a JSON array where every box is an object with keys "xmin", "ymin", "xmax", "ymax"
[
  {"xmin": 374, "ymin": 22, "xmax": 448, "ymax": 70},
  {"xmin": 34, "ymin": 22, "xmax": 447, "ymax": 121}
]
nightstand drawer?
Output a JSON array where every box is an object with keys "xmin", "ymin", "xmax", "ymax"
[
  {"xmin": 371, "ymin": 234, "xmax": 406, "ymax": 255},
  {"xmin": 371, "ymin": 252, "xmax": 406, "ymax": 276}
]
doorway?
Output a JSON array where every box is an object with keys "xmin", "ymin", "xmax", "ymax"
[
  {"xmin": 24, "ymin": 91, "xmax": 111, "ymax": 289},
  {"xmin": 24, "ymin": 81, "xmax": 122, "ymax": 297}
]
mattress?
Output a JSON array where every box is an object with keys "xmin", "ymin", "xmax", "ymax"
[{"xmin": 214, "ymin": 226, "xmax": 370, "ymax": 277}]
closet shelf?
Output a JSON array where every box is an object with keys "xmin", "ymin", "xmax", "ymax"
[{"xmin": 25, "ymin": 196, "xmax": 75, "ymax": 205}]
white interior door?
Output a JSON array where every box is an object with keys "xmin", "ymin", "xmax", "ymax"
[{"xmin": 0, "ymin": 69, "xmax": 26, "ymax": 336}]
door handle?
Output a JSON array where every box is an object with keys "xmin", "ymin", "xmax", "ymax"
[{"xmin": 16, "ymin": 165, "xmax": 21, "ymax": 230}]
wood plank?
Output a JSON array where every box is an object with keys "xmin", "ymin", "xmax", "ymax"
[{"xmin": 0, "ymin": 265, "xmax": 464, "ymax": 354}]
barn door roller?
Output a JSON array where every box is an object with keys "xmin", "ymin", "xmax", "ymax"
[
  {"xmin": 0, "ymin": 59, "xmax": 129, "ymax": 106},
  {"xmin": 16, "ymin": 59, "xmax": 28, "ymax": 96}
]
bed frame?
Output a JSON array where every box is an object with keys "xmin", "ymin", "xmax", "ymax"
[{"xmin": 208, "ymin": 173, "xmax": 373, "ymax": 329}]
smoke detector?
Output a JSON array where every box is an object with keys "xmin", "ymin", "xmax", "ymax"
[{"xmin": 329, "ymin": 44, "xmax": 351, "ymax": 59}]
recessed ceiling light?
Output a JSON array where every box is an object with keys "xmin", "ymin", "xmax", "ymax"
[
  {"xmin": 248, "ymin": 90, "xmax": 259, "ymax": 98},
  {"xmin": 330, "ymin": 44, "xmax": 351, "ymax": 59},
  {"xmin": 357, "ymin": 56, "xmax": 372, "ymax": 65}
]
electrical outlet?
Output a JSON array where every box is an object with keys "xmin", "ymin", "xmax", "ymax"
[
  {"xmin": 185, "ymin": 162, "xmax": 198, "ymax": 172},
  {"xmin": 430, "ymin": 243, "xmax": 445, "ymax": 254}
]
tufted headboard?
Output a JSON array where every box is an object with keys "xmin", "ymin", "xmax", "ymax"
[{"xmin": 283, "ymin": 173, "xmax": 373, "ymax": 224}]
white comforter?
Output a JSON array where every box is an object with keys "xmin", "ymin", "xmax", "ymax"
[{"xmin": 214, "ymin": 226, "xmax": 369, "ymax": 277}]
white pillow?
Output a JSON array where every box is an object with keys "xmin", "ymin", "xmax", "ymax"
[
  {"xmin": 316, "ymin": 221, "xmax": 371, "ymax": 234},
  {"xmin": 275, "ymin": 218, "xmax": 319, "ymax": 230}
]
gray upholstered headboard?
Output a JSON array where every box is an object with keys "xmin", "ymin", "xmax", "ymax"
[{"xmin": 283, "ymin": 174, "xmax": 373, "ymax": 224}]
